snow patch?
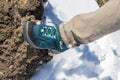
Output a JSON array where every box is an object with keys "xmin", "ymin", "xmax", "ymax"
[{"xmin": 31, "ymin": 0, "xmax": 120, "ymax": 80}]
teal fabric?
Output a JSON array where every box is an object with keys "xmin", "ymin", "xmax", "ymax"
[{"xmin": 32, "ymin": 23, "xmax": 68, "ymax": 51}]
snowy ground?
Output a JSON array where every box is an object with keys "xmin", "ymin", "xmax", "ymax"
[{"xmin": 31, "ymin": 0, "xmax": 120, "ymax": 80}]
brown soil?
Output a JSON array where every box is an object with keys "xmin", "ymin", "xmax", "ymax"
[
  {"xmin": 0, "ymin": 0, "xmax": 52, "ymax": 80},
  {"xmin": 97, "ymin": 0, "xmax": 109, "ymax": 7}
]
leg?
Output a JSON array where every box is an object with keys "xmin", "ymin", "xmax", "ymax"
[{"xmin": 59, "ymin": 0, "xmax": 120, "ymax": 47}]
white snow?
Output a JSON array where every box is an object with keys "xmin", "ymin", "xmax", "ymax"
[{"xmin": 31, "ymin": 0, "xmax": 120, "ymax": 80}]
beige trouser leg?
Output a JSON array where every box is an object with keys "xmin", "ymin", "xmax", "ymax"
[{"xmin": 59, "ymin": 0, "xmax": 120, "ymax": 47}]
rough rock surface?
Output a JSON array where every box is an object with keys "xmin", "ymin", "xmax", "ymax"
[{"xmin": 0, "ymin": 0, "xmax": 52, "ymax": 80}]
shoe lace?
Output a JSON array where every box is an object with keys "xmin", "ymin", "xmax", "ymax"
[{"xmin": 40, "ymin": 26, "xmax": 57, "ymax": 39}]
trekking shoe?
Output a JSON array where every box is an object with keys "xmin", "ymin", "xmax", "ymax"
[{"xmin": 23, "ymin": 21, "xmax": 68, "ymax": 52}]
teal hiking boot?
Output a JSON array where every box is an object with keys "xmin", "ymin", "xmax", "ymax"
[{"xmin": 23, "ymin": 21, "xmax": 68, "ymax": 52}]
